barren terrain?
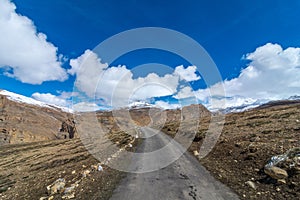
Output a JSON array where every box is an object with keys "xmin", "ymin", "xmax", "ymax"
[
  {"xmin": 161, "ymin": 100, "xmax": 300, "ymax": 200},
  {"xmin": 0, "ymin": 93, "xmax": 299, "ymax": 199}
]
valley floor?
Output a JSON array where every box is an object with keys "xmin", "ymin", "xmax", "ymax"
[{"xmin": 0, "ymin": 101, "xmax": 299, "ymax": 200}]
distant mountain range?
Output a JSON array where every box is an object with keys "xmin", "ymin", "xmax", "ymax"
[
  {"xmin": 127, "ymin": 101, "xmax": 157, "ymax": 109},
  {"xmin": 288, "ymin": 95, "xmax": 300, "ymax": 100},
  {"xmin": 1, "ymin": 89, "xmax": 300, "ymax": 113},
  {"xmin": 217, "ymin": 99, "xmax": 267, "ymax": 113},
  {"xmin": 0, "ymin": 90, "xmax": 73, "ymax": 113}
]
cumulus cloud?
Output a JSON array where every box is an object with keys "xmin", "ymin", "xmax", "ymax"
[
  {"xmin": 70, "ymin": 43, "xmax": 300, "ymax": 111},
  {"xmin": 174, "ymin": 65, "xmax": 200, "ymax": 82},
  {"xmin": 32, "ymin": 42, "xmax": 300, "ymax": 111},
  {"xmin": 173, "ymin": 86, "xmax": 194, "ymax": 99},
  {"xmin": 183, "ymin": 43, "xmax": 300, "ymax": 110},
  {"xmin": 0, "ymin": 0, "xmax": 68, "ymax": 84},
  {"xmin": 32, "ymin": 92, "xmax": 69, "ymax": 107},
  {"xmin": 203, "ymin": 96, "xmax": 259, "ymax": 111},
  {"xmin": 68, "ymin": 49, "xmax": 108, "ymax": 97},
  {"xmin": 155, "ymin": 100, "xmax": 180, "ymax": 110},
  {"xmin": 130, "ymin": 83, "xmax": 175, "ymax": 100},
  {"xmin": 69, "ymin": 50, "xmax": 201, "ymax": 108},
  {"xmin": 222, "ymin": 43, "xmax": 300, "ymax": 99},
  {"xmin": 72, "ymin": 102, "xmax": 101, "ymax": 112}
]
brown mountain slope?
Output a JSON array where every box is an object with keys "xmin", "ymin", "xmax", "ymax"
[
  {"xmin": 1, "ymin": 94, "xmax": 299, "ymax": 199},
  {"xmin": 0, "ymin": 94, "xmax": 75, "ymax": 145},
  {"xmin": 161, "ymin": 100, "xmax": 300, "ymax": 200}
]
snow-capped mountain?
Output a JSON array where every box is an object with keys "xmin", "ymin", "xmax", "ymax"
[
  {"xmin": 128, "ymin": 101, "xmax": 156, "ymax": 109},
  {"xmin": 218, "ymin": 100, "xmax": 265, "ymax": 113},
  {"xmin": 2, "ymin": 89, "xmax": 299, "ymax": 114},
  {"xmin": 0, "ymin": 90, "xmax": 73, "ymax": 113},
  {"xmin": 216, "ymin": 96, "xmax": 300, "ymax": 113},
  {"xmin": 288, "ymin": 95, "xmax": 300, "ymax": 100}
]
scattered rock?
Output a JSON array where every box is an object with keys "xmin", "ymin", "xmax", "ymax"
[
  {"xmin": 235, "ymin": 142, "xmax": 242, "ymax": 148},
  {"xmin": 62, "ymin": 193, "xmax": 75, "ymax": 199},
  {"xmin": 193, "ymin": 150, "xmax": 199, "ymax": 156},
  {"xmin": 82, "ymin": 170, "xmax": 90, "ymax": 178},
  {"xmin": 48, "ymin": 196, "xmax": 54, "ymax": 200},
  {"xmin": 263, "ymin": 146, "xmax": 300, "ymax": 189},
  {"xmin": 97, "ymin": 164, "xmax": 103, "ymax": 172},
  {"xmin": 91, "ymin": 165, "xmax": 98, "ymax": 171},
  {"xmin": 39, "ymin": 197, "xmax": 47, "ymax": 200},
  {"xmin": 254, "ymin": 168, "xmax": 260, "ymax": 172},
  {"xmin": 277, "ymin": 179, "xmax": 286, "ymax": 184},
  {"xmin": 62, "ymin": 185, "xmax": 76, "ymax": 199},
  {"xmin": 249, "ymin": 137, "xmax": 256, "ymax": 142},
  {"xmin": 64, "ymin": 186, "xmax": 75, "ymax": 194},
  {"xmin": 245, "ymin": 180, "xmax": 257, "ymax": 190},
  {"xmin": 47, "ymin": 178, "xmax": 66, "ymax": 195},
  {"xmin": 248, "ymin": 144, "xmax": 257, "ymax": 153},
  {"xmin": 264, "ymin": 166, "xmax": 288, "ymax": 180},
  {"xmin": 71, "ymin": 170, "xmax": 76, "ymax": 174},
  {"xmin": 291, "ymin": 181, "xmax": 297, "ymax": 187},
  {"xmin": 245, "ymin": 153, "xmax": 257, "ymax": 160},
  {"xmin": 0, "ymin": 186, "xmax": 9, "ymax": 193},
  {"xmin": 294, "ymin": 166, "xmax": 300, "ymax": 173}
]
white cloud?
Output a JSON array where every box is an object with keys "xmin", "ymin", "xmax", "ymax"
[
  {"xmin": 68, "ymin": 49, "xmax": 108, "ymax": 97},
  {"xmin": 0, "ymin": 0, "xmax": 67, "ymax": 84},
  {"xmin": 98, "ymin": 68, "xmax": 179, "ymax": 107},
  {"xmin": 185, "ymin": 43, "xmax": 300, "ymax": 110},
  {"xmin": 173, "ymin": 86, "xmax": 194, "ymax": 99},
  {"xmin": 34, "ymin": 41, "xmax": 300, "ymax": 112},
  {"xmin": 222, "ymin": 43, "xmax": 300, "ymax": 99},
  {"xmin": 72, "ymin": 102, "xmax": 101, "ymax": 112},
  {"xmin": 32, "ymin": 92, "xmax": 69, "ymax": 107},
  {"xmin": 130, "ymin": 83, "xmax": 175, "ymax": 100},
  {"xmin": 155, "ymin": 101, "xmax": 180, "ymax": 110},
  {"xmin": 69, "ymin": 50, "xmax": 187, "ymax": 107},
  {"xmin": 70, "ymin": 43, "xmax": 300, "ymax": 111},
  {"xmin": 204, "ymin": 96, "xmax": 259, "ymax": 111},
  {"xmin": 174, "ymin": 65, "xmax": 200, "ymax": 82},
  {"xmin": 56, "ymin": 91, "xmax": 77, "ymax": 99}
]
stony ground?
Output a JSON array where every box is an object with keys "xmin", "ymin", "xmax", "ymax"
[
  {"xmin": 1, "ymin": 100, "xmax": 299, "ymax": 200},
  {"xmin": 0, "ymin": 132, "xmax": 139, "ymax": 200},
  {"xmin": 161, "ymin": 100, "xmax": 300, "ymax": 200}
]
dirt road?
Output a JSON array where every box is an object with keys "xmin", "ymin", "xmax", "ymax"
[{"xmin": 110, "ymin": 127, "xmax": 239, "ymax": 200}]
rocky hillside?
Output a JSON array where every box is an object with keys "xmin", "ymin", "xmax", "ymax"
[
  {"xmin": 161, "ymin": 99, "xmax": 300, "ymax": 200},
  {"xmin": 0, "ymin": 89, "xmax": 210, "ymax": 146},
  {"xmin": 0, "ymin": 93, "xmax": 76, "ymax": 145},
  {"xmin": 1, "ymin": 89, "xmax": 299, "ymax": 199}
]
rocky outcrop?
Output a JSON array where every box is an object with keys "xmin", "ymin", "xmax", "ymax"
[
  {"xmin": 58, "ymin": 119, "xmax": 77, "ymax": 139},
  {"xmin": 0, "ymin": 94, "xmax": 74, "ymax": 145},
  {"xmin": 264, "ymin": 147, "xmax": 300, "ymax": 183}
]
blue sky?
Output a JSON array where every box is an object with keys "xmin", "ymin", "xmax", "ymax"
[{"xmin": 0, "ymin": 0, "xmax": 300, "ymax": 111}]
